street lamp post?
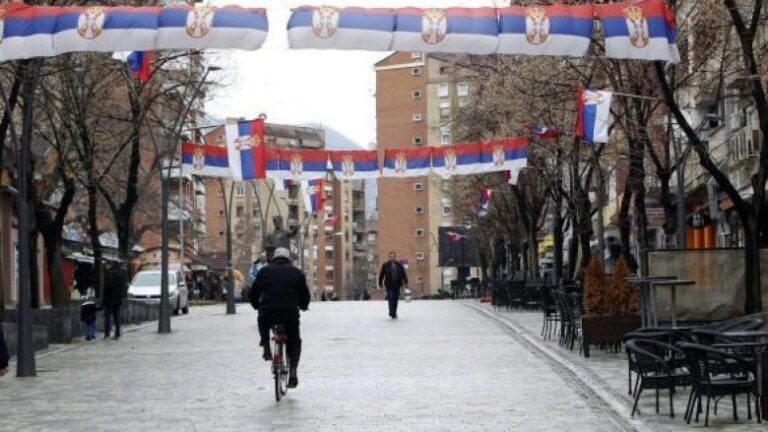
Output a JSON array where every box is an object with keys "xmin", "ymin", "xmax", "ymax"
[
  {"xmin": 159, "ymin": 65, "xmax": 221, "ymax": 333},
  {"xmin": 596, "ymin": 155, "xmax": 628, "ymax": 264}
]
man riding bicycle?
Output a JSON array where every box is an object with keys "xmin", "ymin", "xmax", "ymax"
[{"xmin": 249, "ymin": 247, "xmax": 310, "ymax": 388}]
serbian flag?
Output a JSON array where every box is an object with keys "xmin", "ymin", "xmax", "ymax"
[
  {"xmin": 576, "ymin": 88, "xmax": 613, "ymax": 144},
  {"xmin": 523, "ymin": 123, "xmax": 563, "ymax": 139},
  {"xmin": 126, "ymin": 51, "xmax": 152, "ymax": 82},
  {"xmin": 181, "ymin": 142, "xmax": 230, "ymax": 177},
  {"xmin": 272, "ymin": 149, "xmax": 330, "ymax": 181},
  {"xmin": 381, "ymin": 148, "xmax": 432, "ymax": 178},
  {"xmin": 432, "ymin": 142, "xmax": 483, "ymax": 178},
  {"xmin": 324, "ymin": 214, "xmax": 339, "ymax": 227},
  {"xmin": 303, "ymin": 179, "xmax": 324, "ymax": 214},
  {"xmin": 595, "ymin": 0, "xmax": 680, "ymax": 63},
  {"xmin": 480, "ymin": 138, "xmax": 528, "ymax": 173},
  {"xmin": 391, "ymin": 7, "xmax": 499, "ymax": 54},
  {"xmin": 225, "ymin": 118, "xmax": 266, "ymax": 181},
  {"xmin": 476, "ymin": 186, "xmax": 492, "ymax": 217},
  {"xmin": 288, "ymin": 6, "xmax": 395, "ymax": 51},
  {"xmin": 497, "ymin": 5, "xmax": 594, "ymax": 57},
  {"xmin": 329, "ymin": 150, "xmax": 379, "ymax": 180}
]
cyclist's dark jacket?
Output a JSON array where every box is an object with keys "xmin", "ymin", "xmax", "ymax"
[{"xmin": 249, "ymin": 258, "xmax": 310, "ymax": 314}]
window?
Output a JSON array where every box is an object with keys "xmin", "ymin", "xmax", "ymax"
[
  {"xmin": 325, "ymin": 250, "xmax": 334, "ymax": 260},
  {"xmin": 411, "ymin": 90, "xmax": 422, "ymax": 99},
  {"xmin": 414, "ymin": 205, "xmax": 424, "ymax": 214},
  {"xmin": 236, "ymin": 206, "xmax": 244, "ymax": 217},
  {"xmin": 325, "ymin": 270, "xmax": 334, "ymax": 281},
  {"xmin": 252, "ymin": 187, "xmax": 258, "ymax": 197},
  {"xmin": 438, "ymin": 83, "xmax": 449, "ymax": 98},
  {"xmin": 415, "ymin": 228, "xmax": 425, "ymax": 237},
  {"xmin": 440, "ymin": 127, "xmax": 451, "ymax": 145},
  {"xmin": 345, "ymin": 250, "xmax": 350, "ymax": 262},
  {"xmin": 443, "ymin": 205, "xmax": 452, "ymax": 215},
  {"xmin": 217, "ymin": 189, "xmax": 224, "ymax": 197},
  {"xmin": 411, "ymin": 51, "xmax": 422, "ymax": 59},
  {"xmin": 218, "ymin": 231, "xmax": 224, "ymax": 237},
  {"xmin": 218, "ymin": 210, "xmax": 224, "ymax": 216},
  {"xmin": 416, "ymin": 276, "xmax": 424, "ymax": 283},
  {"xmin": 410, "ymin": 67, "xmax": 422, "ymax": 76},
  {"xmin": 412, "ymin": 113, "xmax": 423, "ymax": 122},
  {"xmin": 458, "ymin": 98, "xmax": 468, "ymax": 108},
  {"xmin": 415, "ymin": 252, "xmax": 425, "ymax": 260},
  {"xmin": 413, "ymin": 182, "xmax": 424, "ymax": 191},
  {"xmin": 439, "ymin": 101, "xmax": 451, "ymax": 120},
  {"xmin": 457, "ymin": 82, "xmax": 469, "ymax": 97},
  {"xmin": 252, "ymin": 208, "xmax": 259, "ymax": 217},
  {"xmin": 412, "ymin": 136, "xmax": 423, "ymax": 146}
]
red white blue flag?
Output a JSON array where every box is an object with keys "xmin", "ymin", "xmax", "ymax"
[
  {"xmin": 126, "ymin": 51, "xmax": 152, "ymax": 82},
  {"xmin": 497, "ymin": 5, "xmax": 594, "ymax": 57},
  {"xmin": 225, "ymin": 118, "xmax": 267, "ymax": 181},
  {"xmin": 288, "ymin": 6, "xmax": 395, "ymax": 51},
  {"xmin": 381, "ymin": 147, "xmax": 432, "ymax": 178},
  {"xmin": 391, "ymin": 7, "xmax": 499, "ymax": 54},
  {"xmin": 576, "ymin": 88, "xmax": 613, "ymax": 144},
  {"xmin": 303, "ymin": 179, "xmax": 324, "ymax": 214},
  {"xmin": 523, "ymin": 123, "xmax": 563, "ymax": 139},
  {"xmin": 272, "ymin": 149, "xmax": 330, "ymax": 181},
  {"xmin": 329, "ymin": 150, "xmax": 379, "ymax": 180},
  {"xmin": 595, "ymin": 0, "xmax": 679, "ymax": 63},
  {"xmin": 480, "ymin": 138, "xmax": 528, "ymax": 173},
  {"xmin": 476, "ymin": 186, "xmax": 492, "ymax": 217},
  {"xmin": 181, "ymin": 142, "xmax": 230, "ymax": 178},
  {"xmin": 432, "ymin": 142, "xmax": 483, "ymax": 178}
]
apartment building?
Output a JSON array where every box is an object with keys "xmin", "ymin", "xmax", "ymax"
[{"xmin": 375, "ymin": 52, "xmax": 473, "ymax": 296}]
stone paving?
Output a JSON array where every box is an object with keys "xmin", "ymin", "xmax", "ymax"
[
  {"xmin": 475, "ymin": 304, "xmax": 765, "ymax": 431},
  {"xmin": 1, "ymin": 301, "xmax": 626, "ymax": 431}
]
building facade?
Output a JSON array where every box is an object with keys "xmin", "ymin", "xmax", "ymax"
[{"xmin": 375, "ymin": 52, "xmax": 474, "ymax": 296}]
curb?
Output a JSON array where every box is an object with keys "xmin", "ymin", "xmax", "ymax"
[{"xmin": 465, "ymin": 302, "xmax": 657, "ymax": 432}]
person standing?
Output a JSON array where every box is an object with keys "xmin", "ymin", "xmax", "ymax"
[
  {"xmin": 248, "ymin": 252, "xmax": 269, "ymax": 283},
  {"xmin": 103, "ymin": 262, "xmax": 128, "ymax": 340},
  {"xmin": 0, "ymin": 323, "xmax": 9, "ymax": 377},
  {"xmin": 80, "ymin": 289, "xmax": 97, "ymax": 341},
  {"xmin": 378, "ymin": 252, "xmax": 408, "ymax": 319}
]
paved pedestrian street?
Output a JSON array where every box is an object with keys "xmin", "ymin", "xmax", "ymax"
[{"xmin": 1, "ymin": 301, "xmax": 628, "ymax": 431}]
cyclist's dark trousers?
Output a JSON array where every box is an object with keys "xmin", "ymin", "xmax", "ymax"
[
  {"xmin": 258, "ymin": 309, "xmax": 301, "ymax": 370},
  {"xmin": 386, "ymin": 287, "xmax": 399, "ymax": 316}
]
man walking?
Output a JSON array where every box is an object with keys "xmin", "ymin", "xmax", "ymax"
[
  {"xmin": 103, "ymin": 262, "xmax": 128, "ymax": 340},
  {"xmin": 378, "ymin": 252, "xmax": 408, "ymax": 319}
]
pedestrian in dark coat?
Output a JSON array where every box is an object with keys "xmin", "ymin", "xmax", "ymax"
[
  {"xmin": 103, "ymin": 262, "xmax": 128, "ymax": 340},
  {"xmin": 0, "ymin": 323, "xmax": 9, "ymax": 377},
  {"xmin": 378, "ymin": 251, "xmax": 408, "ymax": 319}
]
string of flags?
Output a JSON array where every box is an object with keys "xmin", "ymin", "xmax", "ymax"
[
  {"xmin": 2, "ymin": 0, "xmax": 678, "ymax": 64},
  {"xmin": 182, "ymin": 129, "xmax": 529, "ymax": 182}
]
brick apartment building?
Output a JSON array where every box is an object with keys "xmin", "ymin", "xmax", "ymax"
[{"xmin": 375, "ymin": 52, "xmax": 473, "ymax": 296}]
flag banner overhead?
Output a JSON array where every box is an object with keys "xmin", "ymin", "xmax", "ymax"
[
  {"xmin": 52, "ymin": 6, "xmax": 159, "ymax": 55},
  {"xmin": 596, "ymin": 0, "xmax": 679, "ymax": 63},
  {"xmin": 480, "ymin": 138, "xmax": 528, "ymax": 173},
  {"xmin": 432, "ymin": 142, "xmax": 484, "ymax": 178},
  {"xmin": 0, "ymin": 3, "xmax": 267, "ymax": 61},
  {"xmin": 382, "ymin": 147, "xmax": 432, "ymax": 178},
  {"xmin": 576, "ymin": 88, "xmax": 613, "ymax": 143},
  {"xmin": 155, "ymin": 5, "xmax": 267, "ymax": 50},
  {"xmin": 273, "ymin": 149, "xmax": 330, "ymax": 181},
  {"xmin": 287, "ymin": 6, "xmax": 394, "ymax": 51},
  {"xmin": 181, "ymin": 142, "xmax": 231, "ymax": 178},
  {"xmin": 329, "ymin": 150, "xmax": 379, "ymax": 180},
  {"xmin": 497, "ymin": 5, "xmax": 594, "ymax": 57},
  {"xmin": 225, "ymin": 118, "xmax": 268, "ymax": 181},
  {"xmin": 390, "ymin": 7, "xmax": 499, "ymax": 54}
]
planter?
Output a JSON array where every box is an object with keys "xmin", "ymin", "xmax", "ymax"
[{"xmin": 581, "ymin": 315, "xmax": 641, "ymax": 358}]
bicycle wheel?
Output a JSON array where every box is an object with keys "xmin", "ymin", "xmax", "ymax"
[
  {"xmin": 273, "ymin": 339, "xmax": 284, "ymax": 401},
  {"xmin": 279, "ymin": 342, "xmax": 289, "ymax": 396}
]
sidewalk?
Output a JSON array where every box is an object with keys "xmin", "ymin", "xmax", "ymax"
[{"xmin": 467, "ymin": 302, "xmax": 762, "ymax": 431}]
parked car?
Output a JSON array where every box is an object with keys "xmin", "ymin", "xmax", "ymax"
[{"xmin": 127, "ymin": 270, "xmax": 189, "ymax": 315}]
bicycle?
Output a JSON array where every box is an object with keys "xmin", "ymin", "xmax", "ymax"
[{"xmin": 270, "ymin": 324, "xmax": 289, "ymax": 401}]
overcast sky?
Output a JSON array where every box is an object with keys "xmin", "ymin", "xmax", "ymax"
[{"xmin": 206, "ymin": 0, "xmax": 504, "ymax": 149}]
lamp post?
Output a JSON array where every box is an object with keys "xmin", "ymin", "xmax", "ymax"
[
  {"xmin": 159, "ymin": 65, "xmax": 221, "ymax": 333},
  {"xmin": 672, "ymin": 113, "xmax": 720, "ymax": 249}
]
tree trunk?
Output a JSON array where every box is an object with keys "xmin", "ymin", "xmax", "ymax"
[
  {"xmin": 657, "ymin": 170, "xmax": 677, "ymax": 246},
  {"xmin": 618, "ymin": 186, "xmax": 633, "ymax": 260},
  {"xmin": 116, "ymin": 89, "xmax": 144, "ymax": 261},
  {"xmin": 87, "ymin": 183, "xmax": 103, "ymax": 298},
  {"xmin": 36, "ymin": 180, "xmax": 75, "ymax": 308},
  {"xmin": 552, "ymin": 195, "xmax": 564, "ymax": 283},
  {"xmin": 742, "ymin": 213, "xmax": 762, "ymax": 313}
]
